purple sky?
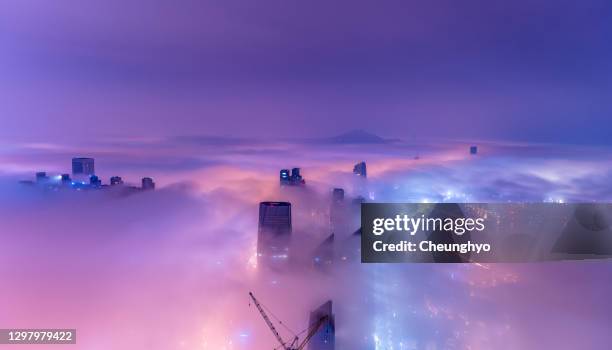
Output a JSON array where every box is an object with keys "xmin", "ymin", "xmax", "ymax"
[{"xmin": 1, "ymin": 1, "xmax": 611, "ymax": 144}]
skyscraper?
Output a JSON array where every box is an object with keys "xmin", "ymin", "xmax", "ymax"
[
  {"xmin": 72, "ymin": 157, "xmax": 95, "ymax": 176},
  {"xmin": 35, "ymin": 172, "xmax": 49, "ymax": 184},
  {"xmin": 330, "ymin": 188, "xmax": 351, "ymax": 238},
  {"xmin": 279, "ymin": 167, "xmax": 306, "ymax": 186},
  {"xmin": 291, "ymin": 168, "xmax": 301, "ymax": 181},
  {"xmin": 312, "ymin": 234, "xmax": 334, "ymax": 270},
  {"xmin": 280, "ymin": 169, "xmax": 290, "ymax": 185},
  {"xmin": 89, "ymin": 175, "xmax": 102, "ymax": 187},
  {"xmin": 60, "ymin": 174, "xmax": 71, "ymax": 185},
  {"xmin": 332, "ymin": 188, "xmax": 344, "ymax": 202},
  {"xmin": 141, "ymin": 177, "xmax": 155, "ymax": 190},
  {"xmin": 110, "ymin": 176, "xmax": 124, "ymax": 186},
  {"xmin": 257, "ymin": 202, "xmax": 292, "ymax": 261},
  {"xmin": 308, "ymin": 301, "xmax": 335, "ymax": 350},
  {"xmin": 353, "ymin": 161, "xmax": 367, "ymax": 178}
]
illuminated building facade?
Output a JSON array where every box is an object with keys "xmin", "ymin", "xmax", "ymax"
[
  {"xmin": 280, "ymin": 168, "xmax": 305, "ymax": 186},
  {"xmin": 71, "ymin": 157, "xmax": 95, "ymax": 176},
  {"xmin": 257, "ymin": 202, "xmax": 292, "ymax": 261}
]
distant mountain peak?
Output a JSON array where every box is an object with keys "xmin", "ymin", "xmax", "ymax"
[{"xmin": 328, "ymin": 129, "xmax": 388, "ymax": 144}]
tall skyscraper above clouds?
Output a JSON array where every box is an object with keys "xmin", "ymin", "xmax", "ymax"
[
  {"xmin": 72, "ymin": 157, "xmax": 95, "ymax": 176},
  {"xmin": 257, "ymin": 202, "xmax": 292, "ymax": 262},
  {"xmin": 353, "ymin": 161, "xmax": 366, "ymax": 178}
]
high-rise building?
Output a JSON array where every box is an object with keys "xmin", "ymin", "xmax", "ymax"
[
  {"xmin": 257, "ymin": 202, "xmax": 292, "ymax": 261},
  {"xmin": 307, "ymin": 301, "xmax": 335, "ymax": 350},
  {"xmin": 72, "ymin": 157, "xmax": 95, "ymax": 175},
  {"xmin": 291, "ymin": 168, "xmax": 301, "ymax": 181},
  {"xmin": 279, "ymin": 167, "xmax": 305, "ymax": 186},
  {"xmin": 353, "ymin": 161, "xmax": 367, "ymax": 178},
  {"xmin": 89, "ymin": 175, "xmax": 102, "ymax": 187},
  {"xmin": 35, "ymin": 172, "xmax": 49, "ymax": 184},
  {"xmin": 312, "ymin": 234, "xmax": 334, "ymax": 269},
  {"xmin": 141, "ymin": 177, "xmax": 155, "ymax": 190},
  {"xmin": 280, "ymin": 169, "xmax": 290, "ymax": 185},
  {"xmin": 330, "ymin": 188, "xmax": 351, "ymax": 237},
  {"xmin": 61, "ymin": 174, "xmax": 71, "ymax": 185},
  {"xmin": 470, "ymin": 145, "xmax": 478, "ymax": 155},
  {"xmin": 110, "ymin": 176, "xmax": 124, "ymax": 186},
  {"xmin": 332, "ymin": 188, "xmax": 344, "ymax": 202}
]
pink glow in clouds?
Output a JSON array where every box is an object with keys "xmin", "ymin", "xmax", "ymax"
[{"xmin": 1, "ymin": 138, "xmax": 612, "ymax": 349}]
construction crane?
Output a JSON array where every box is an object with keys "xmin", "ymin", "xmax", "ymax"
[{"xmin": 249, "ymin": 292, "xmax": 329, "ymax": 350}]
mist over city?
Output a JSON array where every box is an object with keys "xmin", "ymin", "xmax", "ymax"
[{"xmin": 1, "ymin": 134, "xmax": 611, "ymax": 349}]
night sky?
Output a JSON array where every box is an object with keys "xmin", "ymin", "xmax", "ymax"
[{"xmin": 1, "ymin": 1, "xmax": 611, "ymax": 144}]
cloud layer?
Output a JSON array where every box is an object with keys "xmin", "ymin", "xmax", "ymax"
[{"xmin": 1, "ymin": 138, "xmax": 612, "ymax": 349}]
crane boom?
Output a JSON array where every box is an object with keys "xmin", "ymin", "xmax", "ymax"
[{"xmin": 249, "ymin": 292, "xmax": 290, "ymax": 350}]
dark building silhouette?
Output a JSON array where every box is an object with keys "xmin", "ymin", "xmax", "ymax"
[
  {"xmin": 332, "ymin": 188, "xmax": 344, "ymax": 202},
  {"xmin": 72, "ymin": 157, "xmax": 95, "ymax": 175},
  {"xmin": 89, "ymin": 175, "xmax": 102, "ymax": 187},
  {"xmin": 313, "ymin": 234, "xmax": 334, "ymax": 270},
  {"xmin": 257, "ymin": 202, "xmax": 292, "ymax": 261},
  {"xmin": 353, "ymin": 161, "xmax": 367, "ymax": 178},
  {"xmin": 22, "ymin": 157, "xmax": 154, "ymax": 195},
  {"xmin": 334, "ymin": 228, "xmax": 362, "ymax": 263},
  {"xmin": 291, "ymin": 168, "xmax": 301, "ymax": 181},
  {"xmin": 35, "ymin": 172, "xmax": 49, "ymax": 183},
  {"xmin": 110, "ymin": 176, "xmax": 124, "ymax": 186},
  {"xmin": 470, "ymin": 146, "xmax": 478, "ymax": 155},
  {"xmin": 330, "ymin": 188, "xmax": 354, "ymax": 239},
  {"xmin": 141, "ymin": 177, "xmax": 155, "ymax": 190},
  {"xmin": 280, "ymin": 169, "xmax": 290, "ymax": 185},
  {"xmin": 61, "ymin": 174, "xmax": 71, "ymax": 185},
  {"xmin": 279, "ymin": 167, "xmax": 305, "ymax": 186},
  {"xmin": 308, "ymin": 301, "xmax": 335, "ymax": 350}
]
